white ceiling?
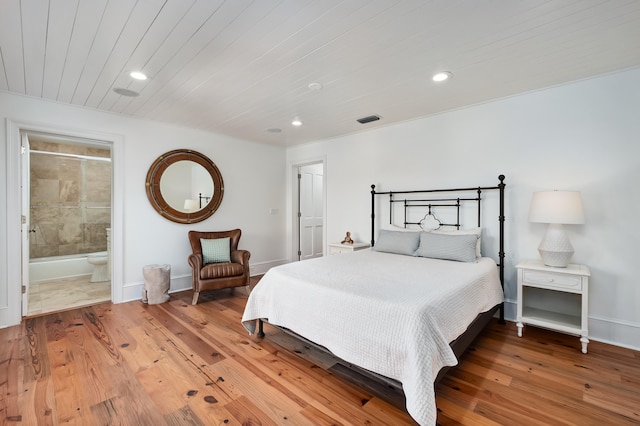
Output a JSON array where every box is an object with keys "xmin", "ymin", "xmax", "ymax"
[{"xmin": 2, "ymin": 0, "xmax": 640, "ymax": 147}]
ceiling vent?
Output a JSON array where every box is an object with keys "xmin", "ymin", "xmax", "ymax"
[
  {"xmin": 357, "ymin": 115, "xmax": 381, "ymax": 124},
  {"xmin": 113, "ymin": 88, "xmax": 140, "ymax": 97}
]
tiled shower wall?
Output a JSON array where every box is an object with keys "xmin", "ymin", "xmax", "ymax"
[{"xmin": 29, "ymin": 140, "xmax": 111, "ymax": 259}]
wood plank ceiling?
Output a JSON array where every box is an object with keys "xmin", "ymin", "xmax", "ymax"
[{"xmin": 1, "ymin": 0, "xmax": 640, "ymax": 147}]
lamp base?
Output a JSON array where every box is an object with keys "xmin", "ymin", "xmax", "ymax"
[
  {"xmin": 538, "ymin": 248, "xmax": 574, "ymax": 268},
  {"xmin": 538, "ymin": 223, "xmax": 574, "ymax": 268}
]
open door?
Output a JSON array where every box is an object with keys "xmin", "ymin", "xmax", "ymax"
[{"xmin": 20, "ymin": 132, "xmax": 31, "ymax": 315}]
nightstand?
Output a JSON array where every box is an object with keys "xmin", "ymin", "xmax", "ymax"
[
  {"xmin": 327, "ymin": 242, "xmax": 370, "ymax": 255},
  {"xmin": 516, "ymin": 259, "xmax": 591, "ymax": 353}
]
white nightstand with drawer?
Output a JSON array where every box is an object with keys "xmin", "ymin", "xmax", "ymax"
[
  {"xmin": 327, "ymin": 242, "xmax": 370, "ymax": 255},
  {"xmin": 516, "ymin": 259, "xmax": 591, "ymax": 353}
]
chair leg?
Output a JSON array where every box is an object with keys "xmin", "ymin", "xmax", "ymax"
[{"xmin": 192, "ymin": 291, "xmax": 199, "ymax": 305}]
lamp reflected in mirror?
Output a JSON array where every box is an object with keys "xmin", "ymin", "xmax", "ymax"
[{"xmin": 184, "ymin": 199, "xmax": 198, "ymax": 212}]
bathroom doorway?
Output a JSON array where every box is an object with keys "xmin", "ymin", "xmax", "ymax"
[{"xmin": 22, "ymin": 131, "xmax": 112, "ymax": 316}]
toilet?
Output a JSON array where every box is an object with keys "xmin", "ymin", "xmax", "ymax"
[{"xmin": 87, "ymin": 252, "xmax": 109, "ymax": 282}]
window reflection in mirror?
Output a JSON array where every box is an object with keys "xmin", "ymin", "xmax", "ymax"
[{"xmin": 159, "ymin": 160, "xmax": 214, "ymax": 213}]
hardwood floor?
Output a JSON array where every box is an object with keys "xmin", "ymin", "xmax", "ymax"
[{"xmin": 2, "ymin": 286, "xmax": 639, "ymax": 425}]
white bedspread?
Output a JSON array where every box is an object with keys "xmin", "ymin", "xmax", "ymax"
[{"xmin": 241, "ymin": 249, "xmax": 503, "ymax": 425}]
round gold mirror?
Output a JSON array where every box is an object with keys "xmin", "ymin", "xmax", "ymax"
[{"xmin": 145, "ymin": 149, "xmax": 224, "ymax": 224}]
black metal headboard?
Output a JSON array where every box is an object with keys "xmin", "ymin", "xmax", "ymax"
[{"xmin": 370, "ymin": 174, "xmax": 506, "ymax": 322}]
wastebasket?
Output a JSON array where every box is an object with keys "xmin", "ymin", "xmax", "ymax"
[{"xmin": 142, "ymin": 264, "xmax": 171, "ymax": 304}]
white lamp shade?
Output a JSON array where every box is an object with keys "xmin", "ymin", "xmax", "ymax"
[
  {"xmin": 183, "ymin": 199, "xmax": 198, "ymax": 211},
  {"xmin": 528, "ymin": 191, "xmax": 585, "ymax": 224}
]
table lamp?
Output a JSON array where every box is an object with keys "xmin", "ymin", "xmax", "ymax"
[{"xmin": 528, "ymin": 190, "xmax": 585, "ymax": 267}]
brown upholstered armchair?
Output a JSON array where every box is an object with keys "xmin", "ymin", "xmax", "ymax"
[{"xmin": 187, "ymin": 229, "xmax": 250, "ymax": 305}]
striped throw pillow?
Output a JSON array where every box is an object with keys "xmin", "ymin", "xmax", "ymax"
[{"xmin": 414, "ymin": 232, "xmax": 478, "ymax": 263}]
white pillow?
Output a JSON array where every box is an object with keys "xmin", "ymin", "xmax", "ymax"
[
  {"xmin": 379, "ymin": 225, "xmax": 482, "ymax": 258},
  {"xmin": 427, "ymin": 227, "xmax": 482, "ymax": 258}
]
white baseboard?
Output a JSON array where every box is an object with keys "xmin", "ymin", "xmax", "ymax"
[
  {"xmin": 249, "ymin": 259, "xmax": 288, "ymax": 276},
  {"xmin": 0, "ymin": 306, "xmax": 8, "ymax": 329},
  {"xmin": 122, "ymin": 281, "xmax": 143, "ymax": 303},
  {"xmin": 167, "ymin": 275, "xmax": 192, "ymax": 295},
  {"xmin": 120, "ymin": 259, "xmax": 289, "ymax": 304},
  {"xmin": 122, "ymin": 274, "xmax": 192, "ymax": 303},
  {"xmin": 589, "ymin": 315, "xmax": 640, "ymax": 351},
  {"xmin": 503, "ymin": 299, "xmax": 517, "ymax": 322}
]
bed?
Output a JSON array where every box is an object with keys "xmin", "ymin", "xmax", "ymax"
[{"xmin": 242, "ymin": 175, "xmax": 506, "ymax": 425}]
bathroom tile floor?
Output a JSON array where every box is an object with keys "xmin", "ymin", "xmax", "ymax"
[{"xmin": 27, "ymin": 275, "xmax": 111, "ymax": 316}]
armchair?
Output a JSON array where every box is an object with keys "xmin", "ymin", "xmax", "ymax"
[{"xmin": 187, "ymin": 229, "xmax": 251, "ymax": 305}]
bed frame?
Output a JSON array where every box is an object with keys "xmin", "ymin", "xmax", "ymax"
[
  {"xmin": 257, "ymin": 174, "xmax": 506, "ymax": 387},
  {"xmin": 370, "ymin": 174, "xmax": 506, "ymax": 323}
]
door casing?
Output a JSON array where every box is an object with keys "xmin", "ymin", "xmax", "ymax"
[
  {"xmin": 4, "ymin": 119, "xmax": 124, "ymax": 326},
  {"xmin": 290, "ymin": 159, "xmax": 326, "ymax": 262}
]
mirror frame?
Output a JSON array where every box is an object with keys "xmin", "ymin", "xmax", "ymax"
[{"xmin": 145, "ymin": 149, "xmax": 224, "ymax": 224}]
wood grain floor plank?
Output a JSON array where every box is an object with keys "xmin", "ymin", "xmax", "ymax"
[
  {"xmin": 300, "ymin": 404, "xmax": 347, "ymax": 425},
  {"xmin": 136, "ymin": 364, "xmax": 190, "ymax": 416},
  {"xmin": 225, "ymin": 394, "xmax": 284, "ymax": 426},
  {"xmin": 20, "ymin": 317, "xmax": 56, "ymax": 425},
  {"xmin": 57, "ymin": 310, "xmax": 118, "ymax": 407},
  {"xmin": 46, "ymin": 331, "xmax": 93, "ymax": 422},
  {"xmin": 0, "ymin": 324, "xmax": 23, "ymax": 423},
  {"xmin": 471, "ymin": 334, "xmax": 626, "ymax": 393},
  {"xmin": 20, "ymin": 377, "xmax": 56, "ymax": 425},
  {"xmin": 143, "ymin": 303, "xmax": 226, "ymax": 366},
  {"xmin": 212, "ymin": 357, "xmax": 315, "ymax": 424},
  {"xmin": 362, "ymin": 396, "xmax": 420, "ymax": 425},
  {"xmin": 161, "ymin": 310, "xmax": 313, "ymax": 413},
  {"xmin": 435, "ymin": 397, "xmax": 502, "ymax": 426},
  {"xmin": 92, "ymin": 371, "xmax": 167, "ymax": 425},
  {"xmin": 122, "ymin": 313, "xmax": 236, "ymax": 417},
  {"xmin": 438, "ymin": 372, "xmax": 569, "ymax": 425},
  {"xmin": 581, "ymin": 382, "xmax": 640, "ymax": 422},
  {"xmin": 23, "ymin": 317, "xmax": 50, "ymax": 381},
  {"xmin": 256, "ymin": 349, "xmax": 386, "ymax": 425},
  {"xmin": 163, "ymin": 405, "xmax": 206, "ymax": 426},
  {"xmin": 4, "ymin": 289, "xmax": 639, "ymax": 425}
]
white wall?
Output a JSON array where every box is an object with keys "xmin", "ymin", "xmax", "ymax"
[
  {"xmin": 286, "ymin": 67, "xmax": 640, "ymax": 350},
  {"xmin": 1, "ymin": 91, "xmax": 287, "ymax": 327}
]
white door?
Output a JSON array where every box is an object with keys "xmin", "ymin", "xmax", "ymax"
[
  {"xmin": 20, "ymin": 132, "xmax": 31, "ymax": 315},
  {"xmin": 298, "ymin": 163, "xmax": 324, "ymax": 261}
]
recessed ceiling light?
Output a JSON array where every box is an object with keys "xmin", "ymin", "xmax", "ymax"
[
  {"xmin": 308, "ymin": 82, "xmax": 323, "ymax": 91},
  {"xmin": 113, "ymin": 87, "xmax": 139, "ymax": 97},
  {"xmin": 130, "ymin": 71, "xmax": 147, "ymax": 80},
  {"xmin": 432, "ymin": 71, "xmax": 452, "ymax": 82},
  {"xmin": 267, "ymin": 128, "xmax": 282, "ymax": 133},
  {"xmin": 292, "ymin": 119, "xmax": 302, "ymax": 126}
]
